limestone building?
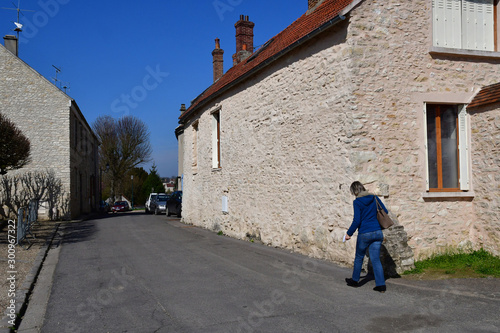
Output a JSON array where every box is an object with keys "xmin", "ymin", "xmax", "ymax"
[
  {"xmin": 0, "ymin": 36, "xmax": 99, "ymax": 219},
  {"xmin": 176, "ymin": 0, "xmax": 500, "ymax": 265}
]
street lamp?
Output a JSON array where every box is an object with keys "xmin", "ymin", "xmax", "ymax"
[{"xmin": 131, "ymin": 174, "xmax": 134, "ymax": 209}]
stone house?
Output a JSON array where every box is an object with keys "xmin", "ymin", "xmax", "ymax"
[
  {"xmin": 0, "ymin": 35, "xmax": 99, "ymax": 219},
  {"xmin": 176, "ymin": 0, "xmax": 500, "ymax": 267}
]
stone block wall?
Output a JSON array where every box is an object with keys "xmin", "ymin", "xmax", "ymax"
[
  {"xmin": 0, "ymin": 45, "xmax": 71, "ymax": 192},
  {"xmin": 180, "ymin": 0, "xmax": 500, "ymax": 269},
  {"xmin": 0, "ymin": 44, "xmax": 98, "ymax": 219}
]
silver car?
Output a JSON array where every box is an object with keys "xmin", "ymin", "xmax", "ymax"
[{"xmin": 150, "ymin": 194, "xmax": 170, "ymax": 215}]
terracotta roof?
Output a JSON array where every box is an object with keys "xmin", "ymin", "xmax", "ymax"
[
  {"xmin": 180, "ymin": 0, "xmax": 355, "ymax": 122},
  {"xmin": 468, "ymin": 82, "xmax": 500, "ymax": 109}
]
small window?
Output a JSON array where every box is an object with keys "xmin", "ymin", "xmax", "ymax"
[
  {"xmin": 212, "ymin": 111, "xmax": 221, "ymax": 169},
  {"xmin": 425, "ymin": 104, "xmax": 469, "ymax": 192},
  {"xmin": 192, "ymin": 121, "xmax": 198, "ymax": 172}
]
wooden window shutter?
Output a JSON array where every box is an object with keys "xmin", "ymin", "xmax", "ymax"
[
  {"xmin": 433, "ymin": 0, "xmax": 463, "ymax": 48},
  {"xmin": 458, "ymin": 105, "xmax": 470, "ymax": 190},
  {"xmin": 462, "ymin": 0, "xmax": 494, "ymax": 51}
]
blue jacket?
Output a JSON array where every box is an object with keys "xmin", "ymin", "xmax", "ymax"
[{"xmin": 347, "ymin": 192, "xmax": 388, "ymax": 236}]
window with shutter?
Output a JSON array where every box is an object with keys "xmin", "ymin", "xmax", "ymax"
[
  {"xmin": 424, "ymin": 104, "xmax": 470, "ymax": 192},
  {"xmin": 192, "ymin": 121, "xmax": 198, "ymax": 172},
  {"xmin": 433, "ymin": 0, "xmax": 496, "ymax": 51},
  {"xmin": 212, "ymin": 111, "xmax": 221, "ymax": 169}
]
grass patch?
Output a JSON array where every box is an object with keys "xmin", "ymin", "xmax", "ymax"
[{"xmin": 403, "ymin": 249, "xmax": 500, "ymax": 279}]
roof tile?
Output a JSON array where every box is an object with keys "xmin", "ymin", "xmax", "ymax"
[{"xmin": 468, "ymin": 82, "xmax": 500, "ymax": 109}]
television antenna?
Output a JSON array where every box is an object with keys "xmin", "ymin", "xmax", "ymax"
[
  {"xmin": 51, "ymin": 65, "xmax": 71, "ymax": 93},
  {"xmin": 1, "ymin": 1, "xmax": 35, "ymax": 39},
  {"xmin": 61, "ymin": 81, "xmax": 71, "ymax": 94},
  {"xmin": 52, "ymin": 65, "xmax": 62, "ymax": 87}
]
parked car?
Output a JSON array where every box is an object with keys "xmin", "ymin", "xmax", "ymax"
[
  {"xmin": 145, "ymin": 193, "xmax": 158, "ymax": 214},
  {"xmin": 112, "ymin": 201, "xmax": 130, "ymax": 213},
  {"xmin": 150, "ymin": 194, "xmax": 170, "ymax": 215},
  {"xmin": 99, "ymin": 200, "xmax": 111, "ymax": 213},
  {"xmin": 166, "ymin": 191, "xmax": 182, "ymax": 217}
]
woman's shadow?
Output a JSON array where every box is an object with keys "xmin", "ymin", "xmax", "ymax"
[{"xmin": 358, "ymin": 244, "xmax": 400, "ymax": 286}]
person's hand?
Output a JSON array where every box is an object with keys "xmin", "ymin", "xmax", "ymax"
[{"xmin": 345, "ymin": 234, "xmax": 351, "ymax": 241}]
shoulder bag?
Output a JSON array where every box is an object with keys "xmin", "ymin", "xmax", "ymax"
[{"xmin": 375, "ymin": 197, "xmax": 393, "ymax": 229}]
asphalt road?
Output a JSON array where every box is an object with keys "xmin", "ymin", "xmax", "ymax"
[{"xmin": 21, "ymin": 212, "xmax": 500, "ymax": 332}]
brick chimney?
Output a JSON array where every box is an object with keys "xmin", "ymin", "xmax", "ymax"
[
  {"xmin": 232, "ymin": 15, "xmax": 254, "ymax": 66},
  {"xmin": 3, "ymin": 35, "xmax": 18, "ymax": 57},
  {"xmin": 308, "ymin": 0, "xmax": 323, "ymax": 11},
  {"xmin": 212, "ymin": 38, "xmax": 224, "ymax": 83}
]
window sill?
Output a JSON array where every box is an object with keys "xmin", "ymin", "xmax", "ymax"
[
  {"xmin": 429, "ymin": 47, "xmax": 500, "ymax": 60},
  {"xmin": 422, "ymin": 191, "xmax": 475, "ymax": 200},
  {"xmin": 212, "ymin": 168, "xmax": 222, "ymax": 172}
]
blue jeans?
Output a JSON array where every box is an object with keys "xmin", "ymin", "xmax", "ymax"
[{"xmin": 352, "ymin": 230, "xmax": 385, "ymax": 286}]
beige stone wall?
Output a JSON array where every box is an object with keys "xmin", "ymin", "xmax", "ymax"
[
  {"xmin": 0, "ymin": 44, "xmax": 98, "ymax": 219},
  {"xmin": 0, "ymin": 45, "xmax": 71, "ymax": 189},
  {"xmin": 468, "ymin": 104, "xmax": 500, "ymax": 252},
  {"xmin": 180, "ymin": 0, "xmax": 500, "ymax": 265}
]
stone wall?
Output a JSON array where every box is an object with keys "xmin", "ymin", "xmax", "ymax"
[
  {"xmin": 180, "ymin": 0, "xmax": 500, "ymax": 269},
  {"xmin": 468, "ymin": 103, "xmax": 500, "ymax": 251},
  {"xmin": 0, "ymin": 44, "xmax": 98, "ymax": 219}
]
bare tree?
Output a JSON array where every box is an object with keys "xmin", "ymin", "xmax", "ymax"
[
  {"xmin": 0, "ymin": 113, "xmax": 31, "ymax": 175},
  {"xmin": 0, "ymin": 170, "xmax": 69, "ymax": 220},
  {"xmin": 93, "ymin": 115, "xmax": 152, "ymax": 201}
]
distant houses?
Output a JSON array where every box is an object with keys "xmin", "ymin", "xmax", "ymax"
[
  {"xmin": 0, "ymin": 35, "xmax": 99, "ymax": 219},
  {"xmin": 176, "ymin": 0, "xmax": 500, "ymax": 266}
]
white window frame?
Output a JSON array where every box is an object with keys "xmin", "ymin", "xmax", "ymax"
[
  {"xmin": 211, "ymin": 109, "xmax": 221, "ymax": 169},
  {"xmin": 192, "ymin": 121, "xmax": 199, "ymax": 173},
  {"xmin": 423, "ymin": 103, "xmax": 474, "ymax": 199}
]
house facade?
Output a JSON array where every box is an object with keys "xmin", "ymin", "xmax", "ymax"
[
  {"xmin": 177, "ymin": 0, "xmax": 500, "ymax": 265},
  {"xmin": 0, "ymin": 36, "xmax": 99, "ymax": 219}
]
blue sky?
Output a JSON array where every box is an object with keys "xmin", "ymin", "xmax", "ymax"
[{"xmin": 1, "ymin": 0, "xmax": 308, "ymax": 177}]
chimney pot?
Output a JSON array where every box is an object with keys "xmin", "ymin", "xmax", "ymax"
[
  {"xmin": 180, "ymin": 104, "xmax": 186, "ymax": 113},
  {"xmin": 212, "ymin": 38, "xmax": 224, "ymax": 82},
  {"xmin": 233, "ymin": 15, "xmax": 255, "ymax": 66},
  {"xmin": 3, "ymin": 35, "xmax": 18, "ymax": 57}
]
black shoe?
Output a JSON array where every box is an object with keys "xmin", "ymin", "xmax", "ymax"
[
  {"xmin": 345, "ymin": 278, "xmax": 359, "ymax": 287},
  {"xmin": 373, "ymin": 285, "xmax": 386, "ymax": 293}
]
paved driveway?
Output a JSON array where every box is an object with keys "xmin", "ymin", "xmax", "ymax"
[{"xmin": 23, "ymin": 212, "xmax": 500, "ymax": 332}]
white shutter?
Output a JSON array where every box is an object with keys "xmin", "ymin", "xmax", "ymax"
[
  {"xmin": 433, "ymin": 0, "xmax": 445, "ymax": 47},
  {"xmin": 462, "ymin": 0, "xmax": 494, "ymax": 51},
  {"xmin": 212, "ymin": 116, "xmax": 218, "ymax": 169},
  {"xmin": 449, "ymin": 0, "xmax": 463, "ymax": 48},
  {"xmin": 423, "ymin": 104, "xmax": 430, "ymax": 191},
  {"xmin": 433, "ymin": 0, "xmax": 463, "ymax": 48},
  {"xmin": 481, "ymin": 0, "xmax": 495, "ymax": 51},
  {"xmin": 458, "ymin": 105, "xmax": 470, "ymax": 191}
]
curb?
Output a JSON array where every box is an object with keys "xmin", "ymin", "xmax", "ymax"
[{"xmin": 0, "ymin": 223, "xmax": 61, "ymax": 332}]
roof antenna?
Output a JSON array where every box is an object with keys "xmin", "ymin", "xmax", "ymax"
[
  {"xmin": 52, "ymin": 65, "xmax": 62, "ymax": 88},
  {"xmin": 51, "ymin": 65, "xmax": 71, "ymax": 93},
  {"xmin": 1, "ymin": 1, "xmax": 35, "ymax": 40},
  {"xmin": 62, "ymin": 81, "xmax": 71, "ymax": 94}
]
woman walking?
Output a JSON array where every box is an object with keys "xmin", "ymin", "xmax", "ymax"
[{"xmin": 344, "ymin": 181, "xmax": 388, "ymax": 293}]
